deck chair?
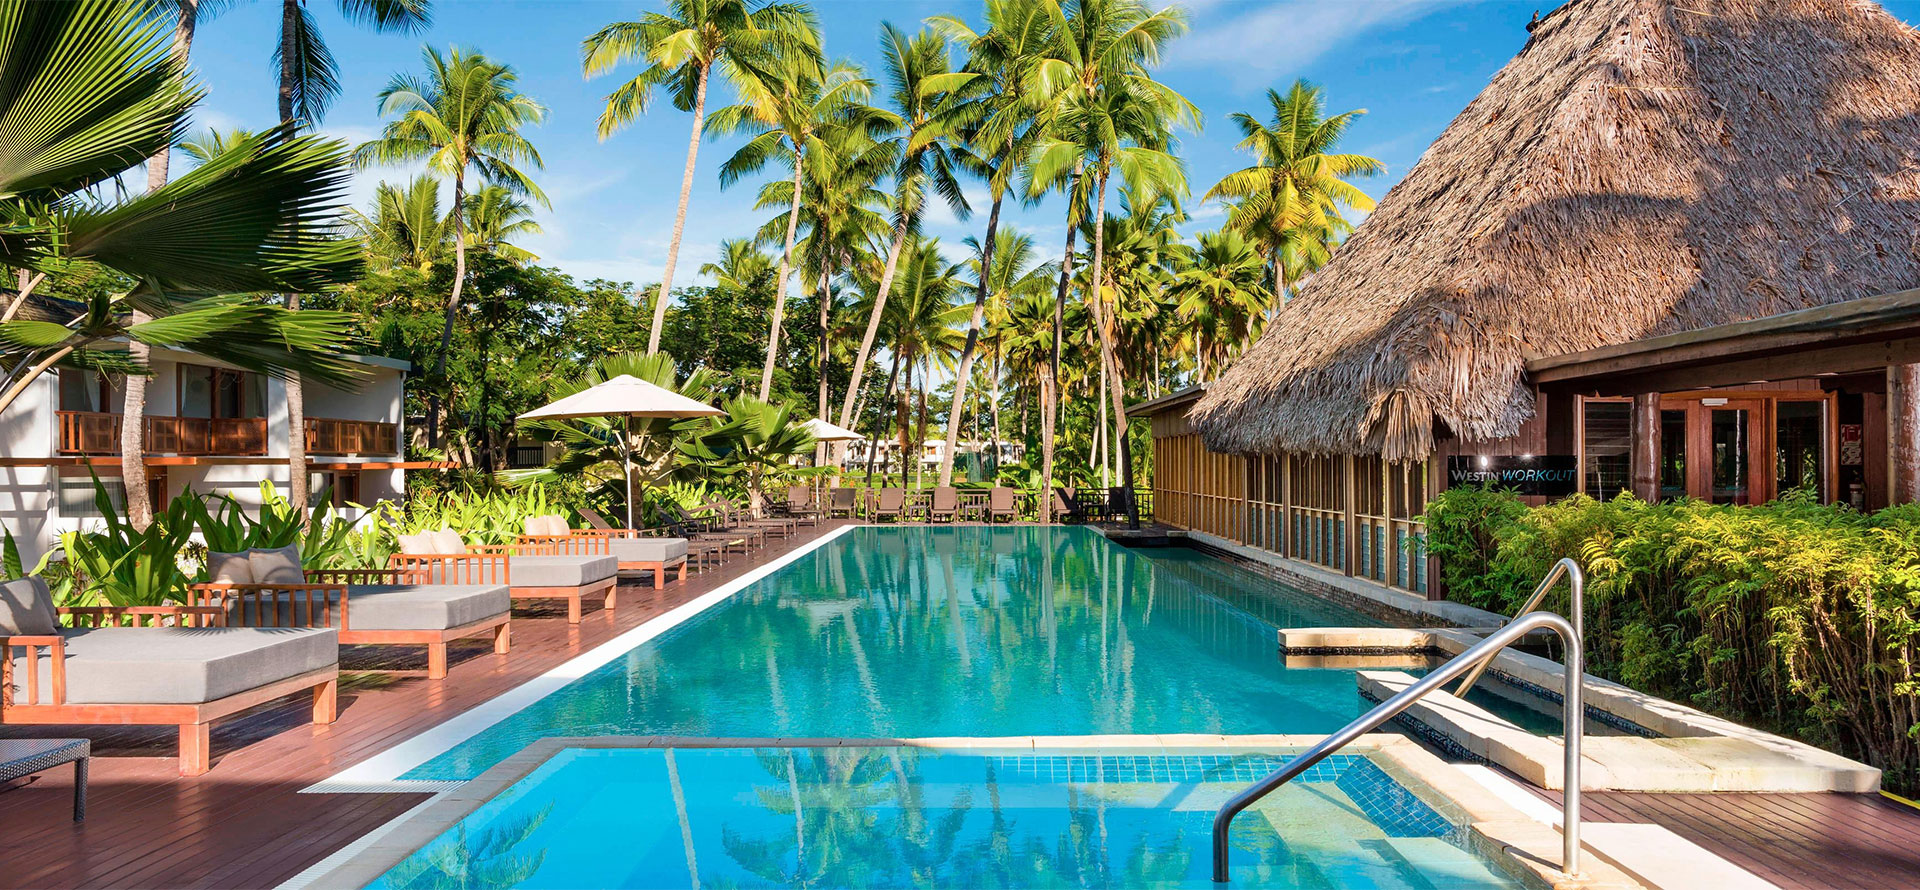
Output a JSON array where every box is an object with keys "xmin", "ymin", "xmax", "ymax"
[
  {"xmin": 664, "ymin": 502, "xmax": 762, "ymax": 552},
  {"xmin": 928, "ymin": 486, "xmax": 961, "ymax": 522},
  {"xmin": 522, "ymin": 515, "xmax": 687, "ymax": 590},
  {"xmin": 1051, "ymin": 487, "xmax": 1085, "ymax": 522},
  {"xmin": 828, "ymin": 487, "xmax": 858, "ymax": 518},
  {"xmin": 783, "ymin": 486, "xmax": 823, "ymax": 526},
  {"xmin": 579, "ymin": 506, "xmax": 728, "ymax": 572},
  {"xmin": 2, "ymin": 576, "xmax": 339, "ymax": 777},
  {"xmin": 707, "ymin": 498, "xmax": 797, "ymax": 538},
  {"xmin": 989, "ymin": 486, "xmax": 1019, "ymax": 523},
  {"xmin": 191, "ymin": 545, "xmax": 510, "ymax": 681},
  {"xmin": 872, "ymin": 487, "xmax": 907, "ymax": 522}
]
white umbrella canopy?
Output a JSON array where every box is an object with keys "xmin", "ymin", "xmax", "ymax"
[
  {"xmin": 517, "ymin": 374, "xmax": 724, "ymax": 530},
  {"xmin": 800, "ymin": 417, "xmax": 862, "ymax": 442}
]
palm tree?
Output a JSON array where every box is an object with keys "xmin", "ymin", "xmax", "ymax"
[
  {"xmin": 928, "ymin": 0, "xmax": 1053, "ymax": 486},
  {"xmin": 965, "ymin": 228, "xmax": 1055, "ymax": 457},
  {"xmin": 351, "ymin": 175, "xmax": 450, "ymax": 272},
  {"xmin": 0, "ymin": 1, "xmax": 366, "ymax": 418},
  {"xmin": 583, "ymin": 0, "xmax": 820, "ymax": 355},
  {"xmin": 711, "ymin": 57, "xmax": 885, "ymax": 402},
  {"xmin": 358, "ymin": 46, "xmax": 547, "ymax": 447},
  {"xmin": 835, "ymin": 23, "xmax": 971, "ymax": 434},
  {"xmin": 1204, "ymin": 80, "xmax": 1381, "ymax": 305},
  {"xmin": 462, "ymin": 185, "xmax": 543, "ymax": 266},
  {"xmin": 1173, "ymin": 228, "xmax": 1263, "ymax": 381},
  {"xmin": 1026, "ymin": 0, "xmax": 1190, "ymax": 520},
  {"xmin": 270, "ymin": 0, "xmax": 429, "ymax": 512}
]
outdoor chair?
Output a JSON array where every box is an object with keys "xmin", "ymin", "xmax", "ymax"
[
  {"xmin": 782, "ymin": 486, "xmax": 823, "ymax": 526},
  {"xmin": 662, "ymin": 503, "xmax": 763, "ymax": 554},
  {"xmin": 928, "ymin": 486, "xmax": 961, "ymax": 522},
  {"xmin": 872, "ymin": 487, "xmax": 907, "ymax": 522},
  {"xmin": 1106, "ymin": 485, "xmax": 1133, "ymax": 521},
  {"xmin": 1, "ymin": 576, "xmax": 339, "ymax": 777},
  {"xmin": 521, "ymin": 515, "xmax": 687, "ymax": 590},
  {"xmin": 394, "ymin": 529, "xmax": 618, "ymax": 624},
  {"xmin": 705, "ymin": 498, "xmax": 797, "ymax": 538},
  {"xmin": 190, "ymin": 545, "xmax": 511, "ymax": 681},
  {"xmin": 989, "ymin": 486, "xmax": 1019, "ymax": 523},
  {"xmin": 1051, "ymin": 487, "xmax": 1086, "ymax": 522},
  {"xmin": 828, "ymin": 487, "xmax": 858, "ymax": 518}
]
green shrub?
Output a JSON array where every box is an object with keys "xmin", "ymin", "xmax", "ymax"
[{"xmin": 1421, "ymin": 486, "xmax": 1920, "ymax": 791}]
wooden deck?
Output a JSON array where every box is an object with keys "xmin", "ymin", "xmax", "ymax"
[
  {"xmin": 0, "ymin": 522, "xmax": 850, "ymax": 890},
  {"xmin": 1534, "ymin": 786, "xmax": 1920, "ymax": 889}
]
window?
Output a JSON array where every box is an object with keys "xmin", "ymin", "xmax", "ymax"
[
  {"xmin": 58, "ymin": 370, "xmax": 115, "ymax": 413},
  {"xmin": 1776, "ymin": 401, "xmax": 1825, "ymax": 499},
  {"xmin": 1710, "ymin": 408, "xmax": 1752, "ymax": 504},
  {"xmin": 58, "ymin": 476, "xmax": 126, "ymax": 518},
  {"xmin": 1660, "ymin": 410, "xmax": 1688, "ymax": 500},
  {"xmin": 1582, "ymin": 400, "xmax": 1631, "ymax": 499},
  {"xmin": 178, "ymin": 365, "xmax": 266, "ymax": 419}
]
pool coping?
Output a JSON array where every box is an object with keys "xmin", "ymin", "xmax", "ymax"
[
  {"xmin": 303, "ymin": 524, "xmax": 861, "ymax": 792},
  {"xmin": 298, "ymin": 732, "xmax": 1645, "ymax": 890}
]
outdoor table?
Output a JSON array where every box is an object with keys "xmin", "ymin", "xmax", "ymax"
[
  {"xmin": 957, "ymin": 490, "xmax": 989, "ymax": 520},
  {"xmin": 1, "ymin": 738, "xmax": 88, "ymax": 821}
]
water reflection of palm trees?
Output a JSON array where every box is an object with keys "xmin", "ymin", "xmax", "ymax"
[{"xmin": 380, "ymin": 805, "xmax": 553, "ymax": 890}]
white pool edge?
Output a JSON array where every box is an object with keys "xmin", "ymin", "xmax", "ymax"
[{"xmin": 302, "ymin": 524, "xmax": 859, "ymax": 792}]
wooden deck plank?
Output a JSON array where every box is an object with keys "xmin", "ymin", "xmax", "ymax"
[
  {"xmin": 1535, "ymin": 786, "xmax": 1920, "ymax": 890},
  {"xmin": 0, "ymin": 522, "xmax": 850, "ymax": 890}
]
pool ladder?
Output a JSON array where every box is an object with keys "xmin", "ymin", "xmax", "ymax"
[{"xmin": 1211, "ymin": 559, "xmax": 1589, "ymax": 883}]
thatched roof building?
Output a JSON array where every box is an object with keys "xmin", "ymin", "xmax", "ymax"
[{"xmin": 1191, "ymin": 0, "xmax": 1920, "ymax": 462}]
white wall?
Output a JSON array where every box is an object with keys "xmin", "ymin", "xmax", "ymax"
[{"xmin": 0, "ymin": 373, "xmax": 56, "ymax": 563}]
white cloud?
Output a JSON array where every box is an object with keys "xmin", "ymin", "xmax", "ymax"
[{"xmin": 1172, "ymin": 0, "xmax": 1467, "ymax": 88}]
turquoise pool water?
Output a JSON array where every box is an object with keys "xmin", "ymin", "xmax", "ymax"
[
  {"xmin": 375, "ymin": 747, "xmax": 1524, "ymax": 889},
  {"xmin": 405, "ymin": 527, "xmax": 1387, "ymax": 781}
]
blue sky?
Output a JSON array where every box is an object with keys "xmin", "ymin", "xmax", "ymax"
[{"xmin": 184, "ymin": 0, "xmax": 1920, "ymax": 290}]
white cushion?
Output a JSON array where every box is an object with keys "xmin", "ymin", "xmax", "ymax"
[
  {"xmin": 430, "ymin": 529, "xmax": 467, "ymax": 554},
  {"xmin": 522, "ymin": 517, "xmax": 546, "ymax": 537},
  {"xmin": 206, "ymin": 551, "xmax": 254, "ymax": 584},
  {"xmin": 542, "ymin": 515, "xmax": 570, "ymax": 536},
  {"xmin": 396, "ymin": 532, "xmax": 436, "ymax": 554},
  {"xmin": 248, "ymin": 545, "xmax": 305, "ymax": 584}
]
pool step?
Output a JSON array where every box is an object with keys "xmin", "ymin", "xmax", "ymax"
[{"xmin": 1369, "ymin": 837, "xmax": 1525, "ymax": 888}]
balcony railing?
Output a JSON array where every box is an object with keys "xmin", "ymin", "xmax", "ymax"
[
  {"xmin": 305, "ymin": 417, "xmax": 398, "ymax": 456},
  {"xmin": 56, "ymin": 411, "xmax": 268, "ymax": 457}
]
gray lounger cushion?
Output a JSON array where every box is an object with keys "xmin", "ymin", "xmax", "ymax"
[
  {"xmin": 9, "ymin": 627, "xmax": 337, "ymax": 704},
  {"xmin": 206, "ymin": 551, "xmax": 254, "ymax": 584},
  {"xmin": 608, "ymin": 537, "xmax": 687, "ymax": 564},
  {"xmin": 248, "ymin": 545, "xmax": 305, "ymax": 584},
  {"xmin": 0, "ymin": 577, "xmax": 59, "ymax": 637},
  {"xmin": 344, "ymin": 584, "xmax": 510, "ymax": 630},
  {"xmin": 506, "ymin": 555, "xmax": 617, "ymax": 587}
]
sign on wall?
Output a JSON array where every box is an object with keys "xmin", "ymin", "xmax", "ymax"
[{"xmin": 1446, "ymin": 455, "xmax": 1579, "ymax": 497}]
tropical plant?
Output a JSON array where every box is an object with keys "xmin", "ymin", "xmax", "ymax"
[
  {"xmin": 397, "ymin": 485, "xmax": 570, "ymax": 546},
  {"xmin": 55, "ymin": 476, "xmax": 198, "ymax": 608},
  {"xmin": 357, "ymin": 45, "xmax": 548, "ymax": 445},
  {"xmin": 1174, "ymin": 228, "xmax": 1265, "ymax": 380},
  {"xmin": 692, "ymin": 394, "xmax": 818, "ymax": 516},
  {"xmin": 0, "ymin": 1, "xmax": 367, "ymax": 445},
  {"xmin": 185, "ymin": 480, "xmax": 376, "ymax": 569},
  {"xmin": 462, "ymin": 185, "xmax": 544, "ymax": 266},
  {"xmin": 583, "ymin": 0, "xmax": 820, "ymax": 355},
  {"xmin": 835, "ymin": 23, "xmax": 972, "ymax": 432},
  {"xmin": 1204, "ymin": 79, "xmax": 1381, "ymax": 304}
]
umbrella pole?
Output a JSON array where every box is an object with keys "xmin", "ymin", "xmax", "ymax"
[{"xmin": 623, "ymin": 414, "xmax": 635, "ymax": 532}]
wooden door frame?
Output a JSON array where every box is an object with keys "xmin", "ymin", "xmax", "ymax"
[{"xmin": 1581, "ymin": 390, "xmax": 1839, "ymax": 503}]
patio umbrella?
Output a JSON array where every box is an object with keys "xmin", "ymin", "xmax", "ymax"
[
  {"xmin": 800, "ymin": 417, "xmax": 862, "ymax": 442},
  {"xmin": 518, "ymin": 374, "xmax": 723, "ymax": 531}
]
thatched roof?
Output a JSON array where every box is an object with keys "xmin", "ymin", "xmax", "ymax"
[{"xmin": 1191, "ymin": 0, "xmax": 1920, "ymax": 461}]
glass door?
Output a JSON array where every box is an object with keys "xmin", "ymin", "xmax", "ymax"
[{"xmin": 1706, "ymin": 400, "xmax": 1765, "ymax": 505}]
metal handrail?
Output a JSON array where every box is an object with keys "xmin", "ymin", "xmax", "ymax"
[
  {"xmin": 1455, "ymin": 557, "xmax": 1583, "ymax": 698},
  {"xmin": 1211, "ymin": 610, "xmax": 1585, "ymax": 882}
]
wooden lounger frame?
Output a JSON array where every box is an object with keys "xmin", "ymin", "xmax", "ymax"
[
  {"xmin": 189, "ymin": 574, "xmax": 512, "ymax": 681},
  {"xmin": 522, "ymin": 532, "xmax": 688, "ymax": 590},
  {"xmin": 396, "ymin": 548, "xmax": 616, "ymax": 625},
  {"xmin": 0, "ymin": 606, "xmax": 339, "ymax": 776}
]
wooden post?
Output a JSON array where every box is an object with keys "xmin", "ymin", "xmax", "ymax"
[
  {"xmin": 1342, "ymin": 455, "xmax": 1358, "ymax": 576},
  {"xmin": 1630, "ymin": 392, "xmax": 1660, "ymax": 502},
  {"xmin": 1279, "ymin": 454, "xmax": 1292, "ymax": 558},
  {"xmin": 1889, "ymin": 365, "xmax": 1920, "ymax": 504}
]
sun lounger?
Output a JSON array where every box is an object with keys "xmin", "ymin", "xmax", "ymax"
[
  {"xmin": 395, "ymin": 530, "xmax": 618, "ymax": 624},
  {"xmin": 1, "ymin": 576, "xmax": 339, "ymax": 777},
  {"xmin": 579, "ymin": 506, "xmax": 730, "ymax": 569},
  {"xmin": 989, "ymin": 486, "xmax": 1019, "ymax": 522},
  {"xmin": 929, "ymin": 486, "xmax": 960, "ymax": 522},
  {"xmin": 872, "ymin": 487, "xmax": 907, "ymax": 522},
  {"xmin": 708, "ymin": 498, "xmax": 798, "ymax": 537},
  {"xmin": 190, "ymin": 545, "xmax": 511, "ymax": 681},
  {"xmin": 781, "ymin": 486, "xmax": 822, "ymax": 526},
  {"xmin": 1051, "ymin": 487, "xmax": 1085, "ymax": 522},
  {"xmin": 521, "ymin": 515, "xmax": 689, "ymax": 590},
  {"xmin": 827, "ymin": 487, "xmax": 857, "ymax": 518}
]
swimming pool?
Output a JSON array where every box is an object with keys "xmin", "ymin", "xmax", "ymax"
[
  {"xmin": 403, "ymin": 526, "xmax": 1389, "ymax": 781},
  {"xmin": 371, "ymin": 745, "xmax": 1524, "ymax": 889}
]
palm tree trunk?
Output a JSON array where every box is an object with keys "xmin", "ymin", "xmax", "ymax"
[
  {"xmin": 275, "ymin": 0, "xmax": 313, "ymax": 513},
  {"xmin": 937, "ymin": 194, "xmax": 1002, "ymax": 487},
  {"xmin": 648, "ymin": 62, "xmax": 710, "ymax": 355},
  {"xmin": 815, "ymin": 264, "xmax": 832, "ymax": 471},
  {"xmin": 122, "ymin": 0, "xmax": 200, "ymax": 529},
  {"xmin": 430, "ymin": 173, "xmax": 469, "ymax": 450},
  {"xmin": 759, "ymin": 155, "xmax": 805, "ymax": 401},
  {"xmin": 1087, "ymin": 165, "xmax": 1136, "ymax": 526},
  {"xmin": 838, "ymin": 211, "xmax": 912, "ymax": 429},
  {"xmin": 867, "ymin": 350, "xmax": 902, "ymax": 484},
  {"xmin": 1042, "ymin": 161, "xmax": 1084, "ymax": 520}
]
